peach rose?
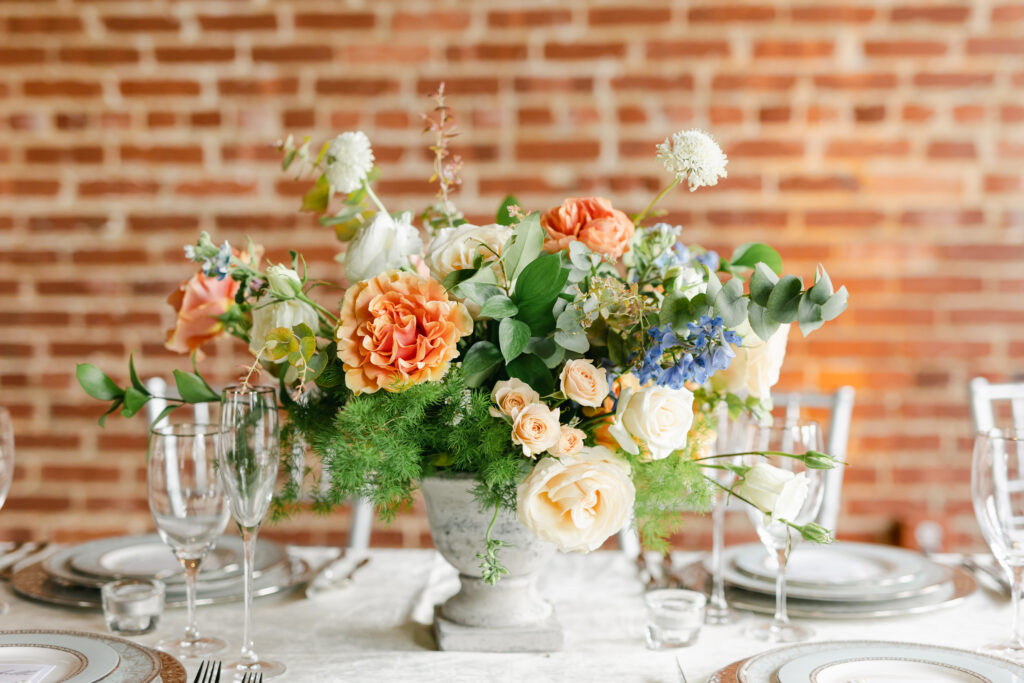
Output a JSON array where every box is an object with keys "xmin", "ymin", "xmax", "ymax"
[
  {"xmin": 511, "ymin": 402, "xmax": 561, "ymax": 458},
  {"xmin": 164, "ymin": 270, "xmax": 240, "ymax": 355},
  {"xmin": 549, "ymin": 425, "xmax": 585, "ymax": 457},
  {"xmin": 335, "ymin": 270, "xmax": 473, "ymax": 394},
  {"xmin": 540, "ymin": 197, "xmax": 634, "ymax": 258},
  {"xmin": 559, "ymin": 359, "xmax": 609, "ymax": 408},
  {"xmin": 579, "ymin": 210, "xmax": 634, "ymax": 259},
  {"xmin": 517, "ymin": 446, "xmax": 635, "ymax": 553},
  {"xmin": 490, "ymin": 378, "xmax": 540, "ymax": 419}
]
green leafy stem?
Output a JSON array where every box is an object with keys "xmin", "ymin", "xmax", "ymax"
[{"xmin": 477, "ymin": 501, "xmax": 510, "ymax": 586}]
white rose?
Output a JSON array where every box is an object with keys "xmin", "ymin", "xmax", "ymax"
[
  {"xmin": 425, "ymin": 223, "xmax": 513, "ymax": 282},
  {"xmin": 511, "ymin": 403, "xmax": 560, "ymax": 458},
  {"xmin": 265, "ymin": 264, "xmax": 302, "ymax": 298},
  {"xmin": 608, "ymin": 385, "xmax": 695, "ymax": 460},
  {"xmin": 343, "ymin": 211, "xmax": 423, "ymax": 284},
  {"xmin": 715, "ymin": 321, "xmax": 790, "ymax": 400},
  {"xmin": 489, "ymin": 378, "xmax": 540, "ymax": 419},
  {"xmin": 324, "ymin": 131, "xmax": 374, "ymax": 194},
  {"xmin": 248, "ymin": 296, "xmax": 319, "ymax": 360},
  {"xmin": 734, "ymin": 462, "xmax": 809, "ymax": 522},
  {"xmin": 559, "ymin": 359, "xmax": 609, "ymax": 408},
  {"xmin": 517, "ymin": 446, "xmax": 635, "ymax": 553}
]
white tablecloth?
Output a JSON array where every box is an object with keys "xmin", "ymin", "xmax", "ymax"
[{"xmin": 3, "ymin": 548, "xmax": 1012, "ymax": 682}]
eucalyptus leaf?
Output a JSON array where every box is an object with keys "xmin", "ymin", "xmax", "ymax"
[
  {"xmin": 568, "ymin": 241, "xmax": 593, "ymax": 271},
  {"xmin": 526, "ymin": 337, "xmax": 566, "ymax": 368},
  {"xmin": 660, "ymin": 292, "xmax": 700, "ymax": 334},
  {"xmin": 797, "ymin": 293, "xmax": 824, "ymax": 336},
  {"xmin": 462, "ymin": 341, "xmax": 503, "ymax": 387},
  {"xmin": 172, "ymin": 369, "xmax": 220, "ymax": 403},
  {"xmin": 498, "ymin": 318, "xmax": 531, "ymax": 363},
  {"xmin": 479, "ymin": 295, "xmax": 518, "ymax": 320},
  {"xmin": 554, "ymin": 330, "xmax": 590, "ymax": 353},
  {"xmin": 454, "ymin": 282, "xmax": 504, "ymax": 307},
  {"xmin": 747, "ymin": 301, "xmax": 781, "ymax": 341},
  {"xmin": 749, "ymin": 263, "xmax": 779, "ymax": 307},
  {"xmin": 76, "ymin": 364, "xmax": 123, "ymax": 401},
  {"xmin": 712, "ymin": 277, "xmax": 749, "ymax": 328},
  {"xmin": 808, "ymin": 265, "xmax": 834, "ymax": 305},
  {"xmin": 766, "ymin": 274, "xmax": 802, "ymax": 324},
  {"xmin": 821, "ymin": 285, "xmax": 849, "ymax": 322}
]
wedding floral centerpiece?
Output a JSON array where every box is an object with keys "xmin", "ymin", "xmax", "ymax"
[{"xmin": 77, "ymin": 91, "xmax": 847, "ymax": 586}]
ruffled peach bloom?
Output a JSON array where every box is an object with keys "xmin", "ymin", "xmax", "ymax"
[
  {"xmin": 578, "ymin": 210, "xmax": 634, "ymax": 259},
  {"xmin": 164, "ymin": 271, "xmax": 240, "ymax": 355},
  {"xmin": 335, "ymin": 271, "xmax": 473, "ymax": 394}
]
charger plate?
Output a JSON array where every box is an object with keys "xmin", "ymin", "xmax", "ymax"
[
  {"xmin": 155, "ymin": 651, "xmax": 186, "ymax": 683},
  {"xmin": 706, "ymin": 640, "xmax": 1024, "ymax": 683},
  {"xmin": 0, "ymin": 630, "xmax": 161, "ymax": 683}
]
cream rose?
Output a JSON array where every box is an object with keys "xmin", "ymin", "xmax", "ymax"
[
  {"xmin": 714, "ymin": 321, "xmax": 790, "ymax": 400},
  {"xmin": 344, "ymin": 211, "xmax": 423, "ymax": 284},
  {"xmin": 549, "ymin": 425, "xmax": 585, "ymax": 457},
  {"xmin": 734, "ymin": 462, "xmax": 809, "ymax": 522},
  {"xmin": 511, "ymin": 403, "xmax": 560, "ymax": 458},
  {"xmin": 517, "ymin": 446, "xmax": 635, "ymax": 553},
  {"xmin": 425, "ymin": 223, "xmax": 513, "ymax": 282},
  {"xmin": 608, "ymin": 385, "xmax": 695, "ymax": 460},
  {"xmin": 248, "ymin": 295, "xmax": 319, "ymax": 360},
  {"xmin": 559, "ymin": 359, "xmax": 609, "ymax": 408},
  {"xmin": 490, "ymin": 378, "xmax": 540, "ymax": 419}
]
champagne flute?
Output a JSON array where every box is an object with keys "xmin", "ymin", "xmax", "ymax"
[
  {"xmin": 148, "ymin": 422, "xmax": 230, "ymax": 658},
  {"xmin": 219, "ymin": 385, "xmax": 284, "ymax": 678},
  {"xmin": 742, "ymin": 422, "xmax": 825, "ymax": 643},
  {"xmin": 972, "ymin": 428, "xmax": 1024, "ymax": 660},
  {"xmin": 0, "ymin": 408, "xmax": 15, "ymax": 616}
]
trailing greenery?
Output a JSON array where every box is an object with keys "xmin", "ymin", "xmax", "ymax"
[{"xmin": 629, "ymin": 454, "xmax": 714, "ymax": 554}]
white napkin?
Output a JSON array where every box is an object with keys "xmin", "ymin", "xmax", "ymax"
[{"xmin": 0, "ymin": 663, "xmax": 57, "ymax": 683}]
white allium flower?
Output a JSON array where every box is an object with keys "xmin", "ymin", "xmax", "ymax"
[
  {"xmin": 656, "ymin": 129, "xmax": 728, "ymax": 192},
  {"xmin": 324, "ymin": 131, "xmax": 374, "ymax": 194}
]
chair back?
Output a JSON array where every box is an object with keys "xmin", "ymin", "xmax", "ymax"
[
  {"xmin": 771, "ymin": 386, "xmax": 856, "ymax": 532},
  {"xmin": 969, "ymin": 377, "xmax": 1024, "ymax": 434}
]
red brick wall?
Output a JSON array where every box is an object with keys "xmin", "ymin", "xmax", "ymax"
[{"xmin": 1, "ymin": 0, "xmax": 1021, "ymax": 550}]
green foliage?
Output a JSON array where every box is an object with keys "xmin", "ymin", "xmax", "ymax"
[
  {"xmin": 730, "ymin": 242, "xmax": 783, "ymax": 275},
  {"xmin": 495, "ymin": 195, "xmax": 521, "ymax": 226},
  {"xmin": 630, "ymin": 456, "xmax": 714, "ymax": 554}
]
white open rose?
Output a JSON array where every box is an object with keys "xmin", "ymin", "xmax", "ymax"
[
  {"xmin": 608, "ymin": 384, "xmax": 695, "ymax": 460},
  {"xmin": 517, "ymin": 446, "xmax": 635, "ymax": 553},
  {"xmin": 489, "ymin": 378, "xmax": 540, "ymax": 419},
  {"xmin": 511, "ymin": 403, "xmax": 560, "ymax": 458},
  {"xmin": 714, "ymin": 321, "xmax": 790, "ymax": 400},
  {"xmin": 424, "ymin": 223, "xmax": 512, "ymax": 316},
  {"xmin": 734, "ymin": 462, "xmax": 809, "ymax": 522},
  {"xmin": 343, "ymin": 211, "xmax": 423, "ymax": 284},
  {"xmin": 248, "ymin": 296, "xmax": 319, "ymax": 360},
  {"xmin": 559, "ymin": 359, "xmax": 609, "ymax": 408}
]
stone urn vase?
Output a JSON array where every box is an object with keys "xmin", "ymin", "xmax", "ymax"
[{"xmin": 420, "ymin": 474, "xmax": 564, "ymax": 652}]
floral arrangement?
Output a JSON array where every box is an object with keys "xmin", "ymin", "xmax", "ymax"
[{"xmin": 77, "ymin": 90, "xmax": 847, "ymax": 581}]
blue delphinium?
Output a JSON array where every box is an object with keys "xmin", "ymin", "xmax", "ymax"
[
  {"xmin": 638, "ymin": 318, "xmax": 741, "ymax": 387},
  {"xmin": 695, "ymin": 250, "xmax": 719, "ymax": 271},
  {"xmin": 685, "ymin": 315, "xmax": 741, "ymax": 383}
]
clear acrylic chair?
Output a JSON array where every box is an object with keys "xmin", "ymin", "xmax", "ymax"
[{"xmin": 970, "ymin": 377, "xmax": 1024, "ymax": 434}]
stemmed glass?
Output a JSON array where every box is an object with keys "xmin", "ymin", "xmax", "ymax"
[
  {"xmin": 219, "ymin": 385, "xmax": 284, "ymax": 678},
  {"xmin": 742, "ymin": 422, "xmax": 825, "ymax": 643},
  {"xmin": 0, "ymin": 408, "xmax": 15, "ymax": 616},
  {"xmin": 972, "ymin": 428, "xmax": 1024, "ymax": 660},
  {"xmin": 148, "ymin": 422, "xmax": 230, "ymax": 658}
]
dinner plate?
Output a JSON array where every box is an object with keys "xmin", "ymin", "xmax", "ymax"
[
  {"xmin": 730, "ymin": 541, "xmax": 926, "ymax": 587},
  {"xmin": 12, "ymin": 557, "xmax": 313, "ymax": 609},
  {"xmin": 679, "ymin": 561, "xmax": 976, "ymax": 619},
  {"xmin": 720, "ymin": 548, "xmax": 952, "ymax": 602},
  {"xmin": 63, "ymin": 534, "xmax": 284, "ymax": 583},
  {"xmin": 740, "ymin": 641, "xmax": 1024, "ymax": 683},
  {"xmin": 0, "ymin": 632, "xmax": 119, "ymax": 683}
]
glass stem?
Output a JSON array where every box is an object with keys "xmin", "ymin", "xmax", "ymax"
[
  {"xmin": 1012, "ymin": 565, "xmax": 1024, "ymax": 648},
  {"xmin": 182, "ymin": 556, "xmax": 201, "ymax": 643},
  {"xmin": 772, "ymin": 546, "xmax": 790, "ymax": 629},
  {"xmin": 709, "ymin": 492, "xmax": 728, "ymax": 613},
  {"xmin": 239, "ymin": 524, "xmax": 260, "ymax": 667}
]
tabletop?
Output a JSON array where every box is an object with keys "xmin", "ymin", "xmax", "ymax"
[{"xmin": 2, "ymin": 547, "xmax": 1012, "ymax": 682}]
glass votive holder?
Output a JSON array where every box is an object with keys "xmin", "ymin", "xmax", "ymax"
[
  {"xmin": 644, "ymin": 589, "xmax": 706, "ymax": 649},
  {"xmin": 102, "ymin": 578, "xmax": 164, "ymax": 636}
]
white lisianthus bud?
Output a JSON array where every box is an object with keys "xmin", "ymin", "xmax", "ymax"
[
  {"xmin": 343, "ymin": 211, "xmax": 423, "ymax": 284},
  {"xmin": 265, "ymin": 264, "xmax": 303, "ymax": 298},
  {"xmin": 248, "ymin": 296, "xmax": 319, "ymax": 361},
  {"xmin": 607, "ymin": 384, "xmax": 695, "ymax": 460},
  {"xmin": 734, "ymin": 462, "xmax": 809, "ymax": 522},
  {"xmin": 324, "ymin": 131, "xmax": 374, "ymax": 194}
]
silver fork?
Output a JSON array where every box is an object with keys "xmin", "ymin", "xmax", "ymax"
[
  {"xmin": 241, "ymin": 672, "xmax": 263, "ymax": 683},
  {"xmin": 193, "ymin": 660, "xmax": 221, "ymax": 683},
  {"xmin": 675, "ymin": 655, "xmax": 689, "ymax": 683}
]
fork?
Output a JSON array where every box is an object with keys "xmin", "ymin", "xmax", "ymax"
[
  {"xmin": 675, "ymin": 655, "xmax": 689, "ymax": 683},
  {"xmin": 193, "ymin": 660, "xmax": 221, "ymax": 683},
  {"xmin": 241, "ymin": 672, "xmax": 263, "ymax": 683}
]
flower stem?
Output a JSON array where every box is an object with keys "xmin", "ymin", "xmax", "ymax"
[
  {"xmin": 705, "ymin": 476, "xmax": 808, "ymax": 538},
  {"xmin": 364, "ymin": 182, "xmax": 389, "ymax": 216},
  {"xmin": 633, "ymin": 178, "xmax": 678, "ymax": 226}
]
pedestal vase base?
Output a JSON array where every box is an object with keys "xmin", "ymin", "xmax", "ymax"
[{"xmin": 433, "ymin": 606, "xmax": 564, "ymax": 653}]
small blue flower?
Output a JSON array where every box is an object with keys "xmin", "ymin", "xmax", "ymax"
[
  {"xmin": 199, "ymin": 241, "xmax": 232, "ymax": 280},
  {"xmin": 695, "ymin": 250, "xmax": 719, "ymax": 271}
]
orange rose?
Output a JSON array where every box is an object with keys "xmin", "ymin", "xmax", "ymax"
[
  {"xmin": 540, "ymin": 197, "xmax": 634, "ymax": 258},
  {"xmin": 164, "ymin": 271, "xmax": 240, "ymax": 355},
  {"xmin": 336, "ymin": 270, "xmax": 473, "ymax": 394}
]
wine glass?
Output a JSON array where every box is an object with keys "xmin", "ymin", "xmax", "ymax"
[
  {"xmin": 972, "ymin": 428, "xmax": 1024, "ymax": 660},
  {"xmin": 0, "ymin": 408, "xmax": 15, "ymax": 616},
  {"xmin": 742, "ymin": 422, "xmax": 825, "ymax": 643},
  {"xmin": 148, "ymin": 422, "xmax": 230, "ymax": 658},
  {"xmin": 219, "ymin": 385, "xmax": 284, "ymax": 678}
]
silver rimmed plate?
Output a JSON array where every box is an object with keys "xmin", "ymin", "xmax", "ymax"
[
  {"xmin": 13, "ymin": 557, "xmax": 313, "ymax": 609},
  {"xmin": 743, "ymin": 641, "xmax": 1024, "ymax": 683},
  {"xmin": 62, "ymin": 534, "xmax": 284, "ymax": 583},
  {"xmin": 719, "ymin": 545, "xmax": 952, "ymax": 602},
  {"xmin": 730, "ymin": 541, "xmax": 927, "ymax": 587},
  {"xmin": 0, "ymin": 631, "xmax": 119, "ymax": 683}
]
